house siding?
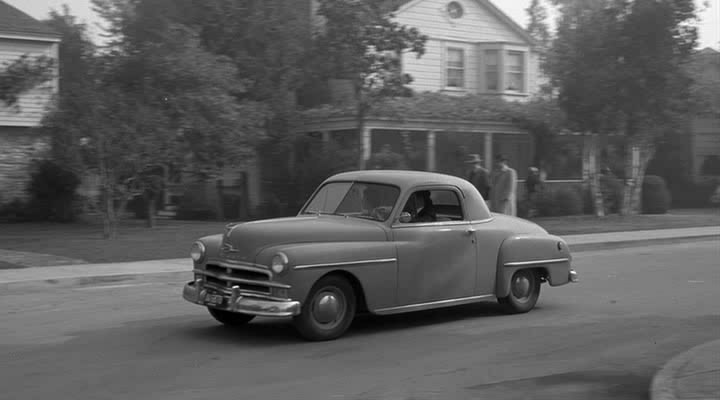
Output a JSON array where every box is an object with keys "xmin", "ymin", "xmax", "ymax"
[
  {"xmin": 0, "ymin": 37, "xmax": 58, "ymax": 127},
  {"xmin": 394, "ymin": 0, "xmax": 525, "ymax": 43},
  {"xmin": 395, "ymin": 0, "xmax": 540, "ymax": 98}
]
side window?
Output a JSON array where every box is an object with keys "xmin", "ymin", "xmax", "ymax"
[{"xmin": 401, "ymin": 189, "xmax": 464, "ymax": 223}]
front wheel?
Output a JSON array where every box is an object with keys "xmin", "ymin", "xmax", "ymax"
[
  {"xmin": 498, "ymin": 269, "xmax": 541, "ymax": 314},
  {"xmin": 207, "ymin": 307, "xmax": 255, "ymax": 326},
  {"xmin": 292, "ymin": 275, "xmax": 357, "ymax": 341}
]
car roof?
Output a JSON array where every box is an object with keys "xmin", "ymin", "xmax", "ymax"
[
  {"xmin": 323, "ymin": 170, "xmax": 492, "ymax": 221},
  {"xmin": 326, "ymin": 170, "xmax": 470, "ymax": 189}
]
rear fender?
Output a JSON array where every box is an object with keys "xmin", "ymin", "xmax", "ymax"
[{"xmin": 495, "ymin": 234, "xmax": 573, "ymax": 298}]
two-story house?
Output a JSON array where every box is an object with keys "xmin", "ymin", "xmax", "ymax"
[
  {"xmin": 296, "ymin": 0, "xmax": 546, "ymax": 180},
  {"xmin": 0, "ymin": 1, "xmax": 60, "ymax": 206}
]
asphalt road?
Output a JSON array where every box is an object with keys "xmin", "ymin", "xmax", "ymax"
[{"xmin": 1, "ymin": 241, "xmax": 719, "ymax": 400}]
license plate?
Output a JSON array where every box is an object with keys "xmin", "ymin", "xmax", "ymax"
[{"xmin": 204, "ymin": 293, "xmax": 224, "ymax": 306}]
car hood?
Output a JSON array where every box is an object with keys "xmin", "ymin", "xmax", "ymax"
[{"xmin": 220, "ymin": 215, "xmax": 388, "ymax": 263}]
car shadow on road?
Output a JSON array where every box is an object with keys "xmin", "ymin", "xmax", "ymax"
[
  {"xmin": 180, "ymin": 301, "xmax": 545, "ymax": 344},
  {"xmin": 348, "ymin": 301, "xmax": 512, "ymax": 336}
]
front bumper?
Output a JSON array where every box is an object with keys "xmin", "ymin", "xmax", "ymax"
[
  {"xmin": 569, "ymin": 269, "xmax": 579, "ymax": 283},
  {"xmin": 183, "ymin": 279, "xmax": 301, "ymax": 317}
]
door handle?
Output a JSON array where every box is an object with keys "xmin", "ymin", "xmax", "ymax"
[{"xmin": 466, "ymin": 227, "xmax": 476, "ymax": 234}]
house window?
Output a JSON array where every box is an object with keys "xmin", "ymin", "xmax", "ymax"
[
  {"xmin": 484, "ymin": 50, "xmax": 499, "ymax": 91},
  {"xmin": 506, "ymin": 51, "xmax": 525, "ymax": 92},
  {"xmin": 446, "ymin": 47, "xmax": 465, "ymax": 88}
]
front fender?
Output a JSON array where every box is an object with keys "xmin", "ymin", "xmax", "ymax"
[
  {"xmin": 495, "ymin": 234, "xmax": 573, "ymax": 298},
  {"xmin": 195, "ymin": 234, "xmax": 223, "ymax": 267},
  {"xmin": 256, "ymin": 241, "xmax": 398, "ymax": 311}
]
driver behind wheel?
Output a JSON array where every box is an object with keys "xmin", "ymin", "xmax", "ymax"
[{"xmin": 415, "ymin": 190, "xmax": 437, "ymax": 222}]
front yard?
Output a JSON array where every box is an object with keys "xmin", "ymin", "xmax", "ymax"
[{"xmin": 0, "ymin": 208, "xmax": 717, "ymax": 268}]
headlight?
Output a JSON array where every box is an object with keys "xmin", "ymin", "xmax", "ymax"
[
  {"xmin": 271, "ymin": 252, "xmax": 289, "ymax": 274},
  {"xmin": 190, "ymin": 241, "xmax": 206, "ymax": 263}
]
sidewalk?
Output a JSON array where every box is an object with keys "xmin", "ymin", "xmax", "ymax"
[
  {"xmin": 650, "ymin": 339, "xmax": 720, "ymax": 400},
  {"xmin": 0, "ymin": 226, "xmax": 717, "ymax": 285}
]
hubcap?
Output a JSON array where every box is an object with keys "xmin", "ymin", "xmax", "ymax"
[
  {"xmin": 512, "ymin": 272, "xmax": 533, "ymax": 301},
  {"xmin": 312, "ymin": 288, "xmax": 345, "ymax": 327}
]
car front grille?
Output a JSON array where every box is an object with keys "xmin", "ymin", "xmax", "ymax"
[{"xmin": 194, "ymin": 260, "xmax": 288, "ymax": 299}]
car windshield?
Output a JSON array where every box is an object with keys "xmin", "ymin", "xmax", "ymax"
[{"xmin": 301, "ymin": 181, "xmax": 401, "ymax": 222}]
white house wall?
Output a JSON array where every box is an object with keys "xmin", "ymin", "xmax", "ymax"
[
  {"xmin": 395, "ymin": 0, "xmax": 541, "ymax": 98},
  {"xmin": 0, "ymin": 37, "xmax": 58, "ymax": 127},
  {"xmin": 394, "ymin": 0, "xmax": 525, "ymax": 43}
]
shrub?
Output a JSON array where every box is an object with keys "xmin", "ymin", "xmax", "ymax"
[
  {"xmin": 175, "ymin": 183, "xmax": 217, "ymax": 221},
  {"xmin": 600, "ymin": 176, "xmax": 624, "ymax": 213},
  {"xmin": 24, "ymin": 160, "xmax": 81, "ymax": 222},
  {"xmin": 642, "ymin": 175, "xmax": 671, "ymax": 214},
  {"xmin": 554, "ymin": 187, "xmax": 584, "ymax": 216},
  {"xmin": 0, "ymin": 199, "xmax": 31, "ymax": 223},
  {"xmin": 668, "ymin": 179, "xmax": 717, "ymax": 208},
  {"xmin": 535, "ymin": 186, "xmax": 583, "ymax": 217}
]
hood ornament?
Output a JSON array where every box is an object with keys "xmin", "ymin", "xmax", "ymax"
[{"xmin": 222, "ymin": 242, "xmax": 239, "ymax": 253}]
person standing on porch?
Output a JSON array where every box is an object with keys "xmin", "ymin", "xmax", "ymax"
[
  {"xmin": 464, "ymin": 154, "xmax": 490, "ymax": 200},
  {"xmin": 490, "ymin": 154, "xmax": 518, "ymax": 216}
]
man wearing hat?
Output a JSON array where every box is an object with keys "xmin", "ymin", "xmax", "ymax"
[
  {"xmin": 464, "ymin": 154, "xmax": 490, "ymax": 200},
  {"xmin": 490, "ymin": 154, "xmax": 518, "ymax": 216}
]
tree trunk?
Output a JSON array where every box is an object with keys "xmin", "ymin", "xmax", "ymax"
[
  {"xmin": 621, "ymin": 143, "xmax": 655, "ymax": 215},
  {"xmin": 355, "ymin": 86, "xmax": 368, "ymax": 170},
  {"xmin": 586, "ymin": 134, "xmax": 605, "ymax": 217},
  {"xmin": 145, "ymin": 193, "xmax": 156, "ymax": 228}
]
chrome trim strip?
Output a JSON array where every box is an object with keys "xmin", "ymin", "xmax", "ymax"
[
  {"xmin": 293, "ymin": 258, "xmax": 397, "ymax": 270},
  {"xmin": 210, "ymin": 259, "xmax": 269, "ymax": 271},
  {"xmin": 373, "ymin": 294, "xmax": 495, "ymax": 315},
  {"xmin": 392, "ymin": 220, "xmax": 469, "ymax": 229},
  {"xmin": 193, "ymin": 269, "xmax": 290, "ymax": 289},
  {"xmin": 504, "ymin": 258, "xmax": 571, "ymax": 267}
]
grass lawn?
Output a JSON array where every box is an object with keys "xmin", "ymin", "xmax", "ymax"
[{"xmin": 0, "ymin": 208, "xmax": 717, "ymax": 267}]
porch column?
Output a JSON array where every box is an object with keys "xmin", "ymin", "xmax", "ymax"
[
  {"xmin": 359, "ymin": 126, "xmax": 372, "ymax": 169},
  {"xmin": 484, "ymin": 132, "xmax": 493, "ymax": 170},
  {"xmin": 426, "ymin": 130, "xmax": 436, "ymax": 171}
]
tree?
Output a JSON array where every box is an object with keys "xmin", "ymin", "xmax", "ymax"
[
  {"xmin": 0, "ymin": 54, "xmax": 55, "ymax": 108},
  {"xmin": 525, "ymin": 0, "xmax": 551, "ymax": 50},
  {"xmin": 313, "ymin": 0, "xmax": 427, "ymax": 169},
  {"xmin": 45, "ymin": 2, "xmax": 268, "ymax": 237},
  {"xmin": 545, "ymin": 0, "xmax": 700, "ymax": 215}
]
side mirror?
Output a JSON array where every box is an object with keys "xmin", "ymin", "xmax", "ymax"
[{"xmin": 398, "ymin": 212, "xmax": 412, "ymax": 223}]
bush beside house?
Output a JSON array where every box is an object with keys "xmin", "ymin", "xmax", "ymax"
[
  {"xmin": 0, "ymin": 159, "xmax": 81, "ymax": 222},
  {"xmin": 642, "ymin": 175, "xmax": 672, "ymax": 214}
]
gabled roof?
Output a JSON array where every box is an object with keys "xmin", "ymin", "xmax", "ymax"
[
  {"xmin": 391, "ymin": 0, "xmax": 537, "ymax": 46},
  {"xmin": 0, "ymin": 1, "xmax": 61, "ymax": 40}
]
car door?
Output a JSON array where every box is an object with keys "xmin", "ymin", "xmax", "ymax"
[{"xmin": 391, "ymin": 186, "xmax": 477, "ymax": 305}]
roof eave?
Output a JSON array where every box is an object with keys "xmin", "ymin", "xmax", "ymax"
[{"xmin": 0, "ymin": 32, "xmax": 61, "ymax": 42}]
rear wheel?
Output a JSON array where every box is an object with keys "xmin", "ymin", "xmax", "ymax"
[
  {"xmin": 498, "ymin": 269, "xmax": 541, "ymax": 314},
  {"xmin": 207, "ymin": 307, "xmax": 255, "ymax": 326},
  {"xmin": 292, "ymin": 275, "xmax": 356, "ymax": 341}
]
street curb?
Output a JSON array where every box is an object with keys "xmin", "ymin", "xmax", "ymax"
[
  {"xmin": 569, "ymin": 234, "xmax": 719, "ymax": 253},
  {"xmin": 650, "ymin": 339, "xmax": 720, "ymax": 400},
  {"xmin": 0, "ymin": 270, "xmax": 191, "ymax": 290},
  {"xmin": 0, "ymin": 232, "xmax": 717, "ymax": 288}
]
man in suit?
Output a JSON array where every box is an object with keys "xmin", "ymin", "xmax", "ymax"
[
  {"xmin": 464, "ymin": 154, "xmax": 490, "ymax": 200},
  {"xmin": 489, "ymin": 154, "xmax": 517, "ymax": 216}
]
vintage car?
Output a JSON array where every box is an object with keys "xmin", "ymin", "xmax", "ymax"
[{"xmin": 182, "ymin": 170, "xmax": 578, "ymax": 341}]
